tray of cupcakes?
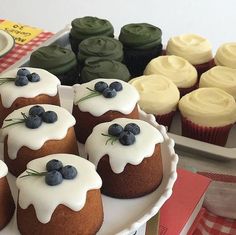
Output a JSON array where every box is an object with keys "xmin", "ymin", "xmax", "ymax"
[
  {"xmin": 2, "ymin": 16, "xmax": 236, "ymax": 160},
  {"xmin": 0, "ymin": 67, "xmax": 178, "ymax": 235}
]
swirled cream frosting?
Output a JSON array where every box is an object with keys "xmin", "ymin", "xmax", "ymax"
[
  {"xmin": 166, "ymin": 34, "xmax": 213, "ymax": 65},
  {"xmin": 178, "ymin": 87, "xmax": 236, "ymax": 127},
  {"xmin": 214, "ymin": 42, "xmax": 236, "ymax": 69},
  {"xmin": 129, "ymin": 74, "xmax": 180, "ymax": 115},
  {"xmin": 199, "ymin": 66, "xmax": 236, "ymax": 99},
  {"xmin": 144, "ymin": 55, "xmax": 198, "ymax": 88}
]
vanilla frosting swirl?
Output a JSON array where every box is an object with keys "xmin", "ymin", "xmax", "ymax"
[
  {"xmin": 215, "ymin": 42, "xmax": 236, "ymax": 69},
  {"xmin": 178, "ymin": 87, "xmax": 236, "ymax": 127},
  {"xmin": 129, "ymin": 74, "xmax": 180, "ymax": 115},
  {"xmin": 166, "ymin": 34, "xmax": 213, "ymax": 65},
  {"xmin": 200, "ymin": 66, "xmax": 236, "ymax": 99},
  {"xmin": 144, "ymin": 55, "xmax": 198, "ymax": 88},
  {"xmin": 0, "ymin": 160, "xmax": 8, "ymax": 178}
]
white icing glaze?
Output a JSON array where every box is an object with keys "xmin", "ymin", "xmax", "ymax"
[
  {"xmin": 144, "ymin": 55, "xmax": 198, "ymax": 88},
  {"xmin": 85, "ymin": 118, "xmax": 164, "ymax": 174},
  {"xmin": 16, "ymin": 154, "xmax": 102, "ymax": 224},
  {"xmin": 166, "ymin": 34, "xmax": 213, "ymax": 65},
  {"xmin": 199, "ymin": 66, "xmax": 236, "ymax": 99},
  {"xmin": 178, "ymin": 87, "xmax": 236, "ymax": 127},
  {"xmin": 0, "ymin": 160, "xmax": 8, "ymax": 178},
  {"xmin": 215, "ymin": 42, "xmax": 236, "ymax": 69},
  {"xmin": 129, "ymin": 75, "xmax": 180, "ymax": 115},
  {"xmin": 1, "ymin": 104, "xmax": 75, "ymax": 159},
  {"xmin": 0, "ymin": 67, "xmax": 61, "ymax": 108},
  {"xmin": 73, "ymin": 79, "xmax": 140, "ymax": 116}
]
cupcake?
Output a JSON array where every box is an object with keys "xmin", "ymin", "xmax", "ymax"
[
  {"xmin": 0, "ymin": 160, "xmax": 15, "ymax": 230},
  {"xmin": 69, "ymin": 16, "xmax": 114, "ymax": 54},
  {"xmin": 119, "ymin": 23, "xmax": 162, "ymax": 77},
  {"xmin": 214, "ymin": 42, "xmax": 236, "ymax": 68},
  {"xmin": 199, "ymin": 66, "xmax": 236, "ymax": 99},
  {"xmin": 73, "ymin": 79, "xmax": 140, "ymax": 144},
  {"xmin": 85, "ymin": 118, "xmax": 164, "ymax": 198},
  {"xmin": 144, "ymin": 55, "xmax": 198, "ymax": 96},
  {"xmin": 166, "ymin": 34, "xmax": 214, "ymax": 77},
  {"xmin": 29, "ymin": 45, "xmax": 79, "ymax": 85},
  {"xmin": 81, "ymin": 57, "xmax": 131, "ymax": 83},
  {"xmin": 0, "ymin": 67, "xmax": 60, "ymax": 127},
  {"xmin": 178, "ymin": 87, "xmax": 236, "ymax": 146},
  {"xmin": 129, "ymin": 74, "xmax": 180, "ymax": 129},
  {"xmin": 16, "ymin": 154, "xmax": 103, "ymax": 235},
  {"xmin": 1, "ymin": 104, "xmax": 78, "ymax": 176},
  {"xmin": 77, "ymin": 36, "xmax": 123, "ymax": 72}
]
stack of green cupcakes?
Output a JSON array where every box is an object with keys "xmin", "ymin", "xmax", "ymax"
[
  {"xmin": 77, "ymin": 36, "xmax": 123, "ymax": 70},
  {"xmin": 119, "ymin": 23, "xmax": 163, "ymax": 77},
  {"xmin": 81, "ymin": 57, "xmax": 131, "ymax": 83},
  {"xmin": 29, "ymin": 45, "xmax": 79, "ymax": 85},
  {"xmin": 69, "ymin": 16, "xmax": 114, "ymax": 54}
]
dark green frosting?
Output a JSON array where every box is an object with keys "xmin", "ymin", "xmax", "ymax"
[
  {"xmin": 70, "ymin": 16, "xmax": 114, "ymax": 41},
  {"xmin": 78, "ymin": 36, "xmax": 123, "ymax": 62},
  {"xmin": 81, "ymin": 57, "xmax": 131, "ymax": 82},
  {"xmin": 29, "ymin": 45, "xmax": 77, "ymax": 75},
  {"xmin": 119, "ymin": 23, "xmax": 162, "ymax": 49}
]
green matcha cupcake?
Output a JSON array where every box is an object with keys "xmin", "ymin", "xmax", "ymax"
[
  {"xmin": 69, "ymin": 16, "xmax": 114, "ymax": 54},
  {"xmin": 81, "ymin": 57, "xmax": 131, "ymax": 83},
  {"xmin": 29, "ymin": 45, "xmax": 79, "ymax": 85},
  {"xmin": 119, "ymin": 23, "xmax": 163, "ymax": 77},
  {"xmin": 77, "ymin": 36, "xmax": 123, "ymax": 70}
]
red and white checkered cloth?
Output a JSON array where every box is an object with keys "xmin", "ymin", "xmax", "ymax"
[{"xmin": 0, "ymin": 19, "xmax": 53, "ymax": 73}]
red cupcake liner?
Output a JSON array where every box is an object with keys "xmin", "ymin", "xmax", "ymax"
[
  {"xmin": 155, "ymin": 111, "xmax": 176, "ymax": 130},
  {"xmin": 179, "ymin": 81, "xmax": 199, "ymax": 97},
  {"xmin": 181, "ymin": 116, "xmax": 233, "ymax": 146},
  {"xmin": 194, "ymin": 59, "xmax": 215, "ymax": 79}
]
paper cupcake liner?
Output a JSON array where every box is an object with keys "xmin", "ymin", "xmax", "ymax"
[
  {"xmin": 57, "ymin": 64, "xmax": 80, "ymax": 86},
  {"xmin": 123, "ymin": 44, "xmax": 163, "ymax": 77},
  {"xmin": 194, "ymin": 59, "xmax": 215, "ymax": 79},
  {"xmin": 179, "ymin": 82, "xmax": 199, "ymax": 97},
  {"xmin": 155, "ymin": 111, "xmax": 176, "ymax": 130},
  {"xmin": 181, "ymin": 116, "xmax": 233, "ymax": 146}
]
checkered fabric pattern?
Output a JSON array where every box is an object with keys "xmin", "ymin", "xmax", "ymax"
[
  {"xmin": 193, "ymin": 210, "xmax": 236, "ymax": 235},
  {"xmin": 0, "ymin": 19, "xmax": 53, "ymax": 73}
]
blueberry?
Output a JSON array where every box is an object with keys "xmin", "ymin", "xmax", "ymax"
[
  {"xmin": 46, "ymin": 159, "xmax": 63, "ymax": 172},
  {"xmin": 42, "ymin": 111, "xmax": 58, "ymax": 123},
  {"xmin": 124, "ymin": 123, "xmax": 140, "ymax": 135},
  {"xmin": 119, "ymin": 131, "xmax": 136, "ymax": 146},
  {"xmin": 60, "ymin": 165, "xmax": 77, "ymax": 179},
  {"xmin": 108, "ymin": 123, "xmax": 123, "ymax": 136},
  {"xmin": 15, "ymin": 76, "xmax": 29, "ymax": 86},
  {"xmin": 27, "ymin": 73, "xmax": 40, "ymax": 82},
  {"xmin": 17, "ymin": 68, "xmax": 31, "ymax": 77},
  {"xmin": 94, "ymin": 81, "xmax": 108, "ymax": 92},
  {"xmin": 25, "ymin": 115, "xmax": 42, "ymax": 129},
  {"xmin": 102, "ymin": 87, "xmax": 117, "ymax": 98},
  {"xmin": 45, "ymin": 170, "xmax": 63, "ymax": 186},
  {"xmin": 29, "ymin": 105, "xmax": 45, "ymax": 117},
  {"xmin": 109, "ymin": 81, "xmax": 123, "ymax": 91}
]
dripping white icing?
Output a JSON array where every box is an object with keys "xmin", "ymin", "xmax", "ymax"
[
  {"xmin": 85, "ymin": 118, "xmax": 164, "ymax": 173},
  {"xmin": 73, "ymin": 79, "xmax": 140, "ymax": 117},
  {"xmin": 1, "ymin": 104, "xmax": 75, "ymax": 159},
  {"xmin": 0, "ymin": 160, "xmax": 8, "ymax": 178},
  {"xmin": 0, "ymin": 67, "xmax": 61, "ymax": 108},
  {"xmin": 16, "ymin": 154, "xmax": 102, "ymax": 223}
]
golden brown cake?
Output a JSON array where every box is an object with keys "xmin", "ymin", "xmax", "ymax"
[
  {"xmin": 85, "ymin": 118, "xmax": 164, "ymax": 198},
  {"xmin": 16, "ymin": 154, "xmax": 103, "ymax": 235},
  {"xmin": 73, "ymin": 79, "xmax": 140, "ymax": 144},
  {"xmin": 0, "ymin": 67, "xmax": 61, "ymax": 127},
  {"xmin": 1, "ymin": 104, "xmax": 78, "ymax": 177},
  {"xmin": 0, "ymin": 160, "xmax": 15, "ymax": 230}
]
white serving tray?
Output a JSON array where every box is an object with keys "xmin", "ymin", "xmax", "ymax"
[
  {"xmin": 0, "ymin": 85, "xmax": 178, "ymax": 235},
  {"xmin": 2, "ymin": 25, "xmax": 235, "ymax": 161}
]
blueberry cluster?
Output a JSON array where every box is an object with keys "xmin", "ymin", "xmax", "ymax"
[
  {"xmin": 26, "ymin": 105, "xmax": 58, "ymax": 129},
  {"xmin": 45, "ymin": 159, "xmax": 78, "ymax": 186},
  {"xmin": 15, "ymin": 68, "xmax": 40, "ymax": 86},
  {"xmin": 106, "ymin": 122, "xmax": 141, "ymax": 146},
  {"xmin": 94, "ymin": 81, "xmax": 123, "ymax": 98}
]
